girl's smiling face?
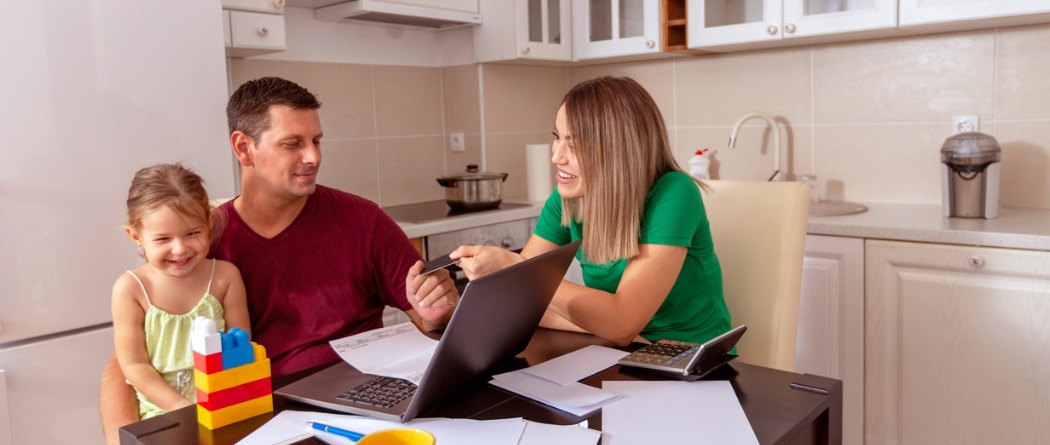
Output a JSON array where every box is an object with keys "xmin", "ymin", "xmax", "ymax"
[
  {"xmin": 552, "ymin": 104, "xmax": 584, "ymax": 199},
  {"xmin": 128, "ymin": 205, "xmax": 209, "ymax": 278}
]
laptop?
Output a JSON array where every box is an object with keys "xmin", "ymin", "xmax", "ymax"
[
  {"xmin": 617, "ymin": 324, "xmax": 747, "ymax": 381},
  {"xmin": 275, "ymin": 240, "xmax": 582, "ymax": 422}
]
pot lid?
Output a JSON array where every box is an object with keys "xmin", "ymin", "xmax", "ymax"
[
  {"xmin": 439, "ymin": 164, "xmax": 506, "ymax": 181},
  {"xmin": 941, "ymin": 132, "xmax": 1001, "ymax": 165}
]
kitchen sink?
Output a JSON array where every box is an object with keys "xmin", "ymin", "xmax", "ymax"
[{"xmin": 810, "ymin": 201, "xmax": 868, "ymax": 217}]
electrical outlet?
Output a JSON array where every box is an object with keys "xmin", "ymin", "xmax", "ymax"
[
  {"xmin": 952, "ymin": 115, "xmax": 979, "ymax": 134},
  {"xmin": 450, "ymin": 133, "xmax": 465, "ymax": 152}
]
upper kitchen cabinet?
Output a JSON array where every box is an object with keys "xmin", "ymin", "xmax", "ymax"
[
  {"xmin": 475, "ymin": 0, "xmax": 573, "ymax": 63},
  {"xmin": 572, "ymin": 0, "xmax": 662, "ymax": 61},
  {"xmin": 223, "ymin": 0, "xmax": 287, "ymax": 58},
  {"xmin": 687, "ymin": 0, "xmax": 897, "ymax": 52},
  {"xmin": 900, "ymin": 0, "xmax": 1050, "ymax": 32}
]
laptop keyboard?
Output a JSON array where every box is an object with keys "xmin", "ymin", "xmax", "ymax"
[
  {"xmin": 337, "ymin": 375, "xmax": 417, "ymax": 408},
  {"xmin": 619, "ymin": 342, "xmax": 700, "ymax": 370}
]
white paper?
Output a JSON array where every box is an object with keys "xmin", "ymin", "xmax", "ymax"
[
  {"xmin": 328, "ymin": 322, "xmax": 437, "ymax": 384},
  {"xmin": 489, "ymin": 346, "xmax": 626, "ymax": 416},
  {"xmin": 236, "ymin": 410, "xmax": 599, "ymax": 445},
  {"xmin": 601, "ymin": 381, "xmax": 758, "ymax": 445},
  {"xmin": 518, "ymin": 420, "xmax": 602, "ymax": 445},
  {"xmin": 490, "ymin": 373, "xmax": 621, "ymax": 417},
  {"xmin": 520, "ymin": 345, "xmax": 629, "ymax": 386}
]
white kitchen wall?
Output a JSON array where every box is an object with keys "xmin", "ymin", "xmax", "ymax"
[{"xmin": 230, "ymin": 12, "xmax": 1050, "ymax": 211}]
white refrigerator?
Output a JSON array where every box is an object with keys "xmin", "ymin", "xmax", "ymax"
[{"xmin": 0, "ymin": 2, "xmax": 235, "ymax": 444}]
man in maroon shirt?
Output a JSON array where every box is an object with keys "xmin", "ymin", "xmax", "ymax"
[{"xmin": 99, "ymin": 77, "xmax": 459, "ymax": 444}]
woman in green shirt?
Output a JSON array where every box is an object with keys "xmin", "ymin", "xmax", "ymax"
[{"xmin": 452, "ymin": 76, "xmax": 730, "ymax": 346}]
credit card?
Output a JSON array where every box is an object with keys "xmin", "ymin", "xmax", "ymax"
[{"xmin": 420, "ymin": 254, "xmax": 460, "ymax": 276}]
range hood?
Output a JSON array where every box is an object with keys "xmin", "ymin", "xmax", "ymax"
[{"xmin": 314, "ymin": 0, "xmax": 481, "ymax": 29}]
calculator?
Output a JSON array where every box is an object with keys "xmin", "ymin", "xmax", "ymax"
[{"xmin": 618, "ymin": 325, "xmax": 747, "ymax": 380}]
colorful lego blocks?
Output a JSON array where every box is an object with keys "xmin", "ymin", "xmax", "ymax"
[{"xmin": 191, "ymin": 316, "xmax": 273, "ymax": 429}]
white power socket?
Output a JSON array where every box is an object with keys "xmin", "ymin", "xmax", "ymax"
[
  {"xmin": 450, "ymin": 132, "xmax": 465, "ymax": 152},
  {"xmin": 952, "ymin": 115, "xmax": 979, "ymax": 134}
]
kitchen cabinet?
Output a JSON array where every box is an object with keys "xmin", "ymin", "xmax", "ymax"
[
  {"xmin": 223, "ymin": 0, "xmax": 287, "ymax": 58},
  {"xmin": 865, "ymin": 240, "xmax": 1050, "ymax": 444},
  {"xmin": 572, "ymin": 0, "xmax": 662, "ymax": 60},
  {"xmin": 687, "ymin": 0, "xmax": 897, "ymax": 52},
  {"xmin": 900, "ymin": 0, "xmax": 1050, "ymax": 31},
  {"xmin": 0, "ymin": 327, "xmax": 113, "ymax": 445},
  {"xmin": 475, "ymin": 0, "xmax": 573, "ymax": 63},
  {"xmin": 797, "ymin": 235, "xmax": 864, "ymax": 445}
]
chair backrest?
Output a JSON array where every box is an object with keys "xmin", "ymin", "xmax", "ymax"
[{"xmin": 699, "ymin": 180, "xmax": 810, "ymax": 371}]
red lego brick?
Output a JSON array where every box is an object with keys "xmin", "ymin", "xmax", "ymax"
[
  {"xmin": 196, "ymin": 376, "xmax": 272, "ymax": 412},
  {"xmin": 193, "ymin": 351, "xmax": 224, "ymax": 374}
]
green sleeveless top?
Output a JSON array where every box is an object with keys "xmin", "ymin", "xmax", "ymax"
[{"xmin": 126, "ymin": 259, "xmax": 225, "ymax": 419}]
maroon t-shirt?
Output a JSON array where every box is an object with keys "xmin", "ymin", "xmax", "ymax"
[{"xmin": 211, "ymin": 185, "xmax": 418, "ymax": 377}]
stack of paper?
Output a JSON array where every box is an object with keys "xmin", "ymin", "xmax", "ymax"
[
  {"xmin": 236, "ymin": 410, "xmax": 601, "ymax": 445},
  {"xmin": 490, "ymin": 345, "xmax": 629, "ymax": 416}
]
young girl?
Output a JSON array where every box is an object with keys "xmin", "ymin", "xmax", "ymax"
[
  {"xmin": 452, "ymin": 76, "xmax": 731, "ymax": 346},
  {"xmin": 111, "ymin": 163, "xmax": 250, "ymax": 419}
]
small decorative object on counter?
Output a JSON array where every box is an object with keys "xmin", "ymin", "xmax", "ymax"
[
  {"xmin": 192, "ymin": 316, "xmax": 273, "ymax": 430},
  {"xmin": 799, "ymin": 175, "xmax": 819, "ymax": 203},
  {"xmin": 689, "ymin": 148, "xmax": 711, "ymax": 180}
]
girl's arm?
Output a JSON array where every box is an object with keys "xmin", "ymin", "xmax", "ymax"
[
  {"xmin": 110, "ymin": 275, "xmax": 193, "ymax": 412},
  {"xmin": 539, "ymin": 243, "xmax": 688, "ymax": 346},
  {"xmin": 215, "ymin": 260, "xmax": 251, "ymax": 334}
]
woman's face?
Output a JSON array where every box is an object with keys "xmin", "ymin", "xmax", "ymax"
[{"xmin": 552, "ymin": 104, "xmax": 584, "ymax": 199}]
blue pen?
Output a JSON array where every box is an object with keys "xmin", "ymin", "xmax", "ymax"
[{"xmin": 307, "ymin": 421, "xmax": 365, "ymax": 442}]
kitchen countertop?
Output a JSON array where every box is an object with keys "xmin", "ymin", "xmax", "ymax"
[
  {"xmin": 395, "ymin": 197, "xmax": 544, "ymax": 239},
  {"xmin": 808, "ymin": 203, "xmax": 1050, "ymax": 251}
]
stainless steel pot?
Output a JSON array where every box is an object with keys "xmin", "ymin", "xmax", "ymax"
[{"xmin": 436, "ymin": 164, "xmax": 508, "ymax": 211}]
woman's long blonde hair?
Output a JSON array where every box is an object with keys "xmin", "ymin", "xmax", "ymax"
[{"xmin": 561, "ymin": 76, "xmax": 686, "ymax": 264}]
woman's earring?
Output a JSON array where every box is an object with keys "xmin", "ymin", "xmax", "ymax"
[{"xmin": 137, "ymin": 244, "xmax": 144, "ymax": 257}]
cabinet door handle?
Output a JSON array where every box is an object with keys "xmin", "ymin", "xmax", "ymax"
[
  {"xmin": 521, "ymin": 46, "xmax": 531, "ymax": 54},
  {"xmin": 785, "ymin": 23, "xmax": 797, "ymax": 34},
  {"xmin": 646, "ymin": 40, "xmax": 655, "ymax": 49},
  {"xmin": 273, "ymin": 0, "xmax": 286, "ymax": 7},
  {"xmin": 767, "ymin": 25, "xmax": 778, "ymax": 35},
  {"xmin": 257, "ymin": 27, "xmax": 269, "ymax": 37},
  {"xmin": 968, "ymin": 256, "xmax": 985, "ymax": 268}
]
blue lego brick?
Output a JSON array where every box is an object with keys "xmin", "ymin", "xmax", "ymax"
[{"xmin": 221, "ymin": 328, "xmax": 254, "ymax": 370}]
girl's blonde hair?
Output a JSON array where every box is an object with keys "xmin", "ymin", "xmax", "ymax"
[
  {"xmin": 126, "ymin": 163, "xmax": 225, "ymax": 249},
  {"xmin": 561, "ymin": 76, "xmax": 687, "ymax": 264}
]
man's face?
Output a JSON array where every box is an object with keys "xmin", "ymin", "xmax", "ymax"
[{"xmin": 247, "ymin": 105, "xmax": 323, "ymax": 199}]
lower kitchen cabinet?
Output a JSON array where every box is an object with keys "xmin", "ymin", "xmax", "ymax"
[
  {"xmin": 798, "ymin": 234, "xmax": 864, "ymax": 445},
  {"xmin": 865, "ymin": 240, "xmax": 1050, "ymax": 444},
  {"xmin": 0, "ymin": 326, "xmax": 113, "ymax": 445}
]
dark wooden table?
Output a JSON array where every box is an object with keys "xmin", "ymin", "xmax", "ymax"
[{"xmin": 121, "ymin": 328, "xmax": 841, "ymax": 445}]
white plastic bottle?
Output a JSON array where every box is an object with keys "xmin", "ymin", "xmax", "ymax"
[{"xmin": 688, "ymin": 149, "xmax": 711, "ymax": 180}]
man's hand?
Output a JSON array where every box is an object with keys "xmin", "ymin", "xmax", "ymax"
[{"xmin": 405, "ymin": 261, "xmax": 458, "ymax": 330}]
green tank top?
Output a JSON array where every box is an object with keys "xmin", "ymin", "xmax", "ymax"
[{"xmin": 126, "ymin": 259, "xmax": 225, "ymax": 419}]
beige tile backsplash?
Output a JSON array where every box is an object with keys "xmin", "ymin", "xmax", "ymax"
[{"xmin": 229, "ymin": 23, "xmax": 1050, "ymax": 210}]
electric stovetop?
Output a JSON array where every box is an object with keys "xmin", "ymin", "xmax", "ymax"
[{"xmin": 381, "ymin": 200, "xmax": 532, "ymax": 224}]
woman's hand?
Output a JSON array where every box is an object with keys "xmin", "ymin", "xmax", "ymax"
[{"xmin": 449, "ymin": 245, "xmax": 525, "ymax": 280}]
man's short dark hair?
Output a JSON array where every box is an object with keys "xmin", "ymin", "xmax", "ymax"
[{"xmin": 226, "ymin": 77, "xmax": 321, "ymax": 142}]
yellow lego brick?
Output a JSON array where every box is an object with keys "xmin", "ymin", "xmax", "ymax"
[
  {"xmin": 197, "ymin": 394, "xmax": 273, "ymax": 430},
  {"xmin": 252, "ymin": 342, "xmax": 267, "ymax": 361},
  {"xmin": 194, "ymin": 356, "xmax": 271, "ymax": 393}
]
